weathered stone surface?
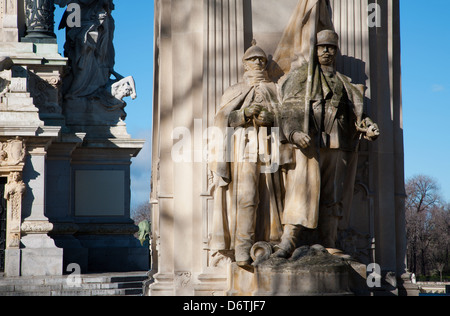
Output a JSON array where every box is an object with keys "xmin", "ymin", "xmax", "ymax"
[{"xmin": 228, "ymin": 246, "xmax": 353, "ymax": 296}]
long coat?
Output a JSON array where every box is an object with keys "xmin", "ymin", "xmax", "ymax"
[
  {"xmin": 277, "ymin": 63, "xmax": 365, "ymax": 229},
  {"xmin": 209, "ymin": 74, "xmax": 285, "ymax": 252}
]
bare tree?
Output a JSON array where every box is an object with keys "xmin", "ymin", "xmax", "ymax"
[
  {"xmin": 428, "ymin": 205, "xmax": 450, "ymax": 281},
  {"xmin": 131, "ymin": 202, "xmax": 152, "ymax": 225},
  {"xmin": 405, "ymin": 175, "xmax": 446, "ymax": 277}
]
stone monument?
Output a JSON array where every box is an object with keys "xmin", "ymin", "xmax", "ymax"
[
  {"xmin": 0, "ymin": 0, "xmax": 148, "ymax": 277},
  {"xmin": 148, "ymin": 0, "xmax": 408, "ymax": 296}
]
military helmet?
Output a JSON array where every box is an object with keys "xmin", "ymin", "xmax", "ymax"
[
  {"xmin": 242, "ymin": 39, "xmax": 267, "ymax": 61},
  {"xmin": 316, "ymin": 30, "xmax": 339, "ymax": 47}
]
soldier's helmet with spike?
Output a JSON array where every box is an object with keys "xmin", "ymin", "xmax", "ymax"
[{"xmin": 242, "ymin": 39, "xmax": 268, "ymax": 62}]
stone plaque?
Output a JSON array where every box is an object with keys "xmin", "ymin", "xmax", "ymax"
[{"xmin": 75, "ymin": 170, "xmax": 125, "ymax": 217}]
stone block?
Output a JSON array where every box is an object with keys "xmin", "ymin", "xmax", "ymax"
[
  {"xmin": 227, "ymin": 251, "xmax": 355, "ymax": 296},
  {"xmin": 4, "ymin": 248, "xmax": 21, "ymax": 277},
  {"xmin": 21, "ymin": 248, "xmax": 63, "ymax": 276}
]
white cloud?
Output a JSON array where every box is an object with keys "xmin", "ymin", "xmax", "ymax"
[{"xmin": 432, "ymin": 84, "xmax": 445, "ymax": 92}]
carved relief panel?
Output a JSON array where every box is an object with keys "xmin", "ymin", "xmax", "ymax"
[{"xmin": 0, "ymin": 138, "xmax": 26, "ymax": 166}]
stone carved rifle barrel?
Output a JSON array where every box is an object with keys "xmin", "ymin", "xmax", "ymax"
[
  {"xmin": 250, "ymin": 242, "xmax": 273, "ymax": 266},
  {"xmin": 24, "ymin": 0, "xmax": 56, "ymax": 39}
]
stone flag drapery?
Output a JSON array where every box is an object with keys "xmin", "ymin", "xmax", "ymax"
[{"xmin": 269, "ymin": 0, "xmax": 334, "ymax": 81}]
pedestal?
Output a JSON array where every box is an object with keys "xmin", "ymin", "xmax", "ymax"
[
  {"xmin": 70, "ymin": 137, "xmax": 149, "ymax": 273},
  {"xmin": 227, "ymin": 245, "xmax": 368, "ymax": 296},
  {"xmin": 20, "ymin": 226, "xmax": 63, "ymax": 276}
]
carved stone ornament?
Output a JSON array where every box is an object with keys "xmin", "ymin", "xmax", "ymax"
[
  {"xmin": 28, "ymin": 70, "xmax": 62, "ymax": 115},
  {"xmin": 5, "ymin": 172, "xmax": 26, "ymax": 249},
  {"xmin": 8, "ymin": 233, "xmax": 20, "ymax": 249},
  {"xmin": 0, "ymin": 57, "xmax": 12, "ymax": 102},
  {"xmin": 4, "ymin": 172, "xmax": 25, "ymax": 218},
  {"xmin": 0, "ymin": 138, "xmax": 26, "ymax": 166},
  {"xmin": 174, "ymin": 272, "xmax": 192, "ymax": 289},
  {"xmin": 21, "ymin": 221, "xmax": 54, "ymax": 235}
]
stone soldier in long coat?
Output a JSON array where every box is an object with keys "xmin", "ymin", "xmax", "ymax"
[
  {"xmin": 273, "ymin": 30, "xmax": 380, "ymax": 257},
  {"xmin": 209, "ymin": 42, "xmax": 284, "ymax": 266}
]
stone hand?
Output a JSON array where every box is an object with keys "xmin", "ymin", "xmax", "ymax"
[
  {"xmin": 292, "ymin": 132, "xmax": 311, "ymax": 149},
  {"xmin": 365, "ymin": 123, "xmax": 380, "ymax": 140},
  {"xmin": 244, "ymin": 105, "xmax": 262, "ymax": 119},
  {"xmin": 254, "ymin": 110, "xmax": 274, "ymax": 127},
  {"xmin": 356, "ymin": 118, "xmax": 380, "ymax": 141}
]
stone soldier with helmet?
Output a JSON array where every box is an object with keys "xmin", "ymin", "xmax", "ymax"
[
  {"xmin": 209, "ymin": 40, "xmax": 283, "ymax": 267},
  {"xmin": 272, "ymin": 29, "xmax": 380, "ymax": 258}
]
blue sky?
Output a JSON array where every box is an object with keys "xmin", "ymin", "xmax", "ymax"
[
  {"xmin": 400, "ymin": 0, "xmax": 450, "ymax": 202},
  {"xmin": 55, "ymin": 0, "xmax": 450, "ymax": 209}
]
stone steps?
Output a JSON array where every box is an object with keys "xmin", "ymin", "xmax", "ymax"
[{"xmin": 0, "ymin": 271, "xmax": 148, "ymax": 296}]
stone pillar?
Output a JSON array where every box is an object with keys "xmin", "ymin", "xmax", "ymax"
[
  {"xmin": 21, "ymin": 137, "xmax": 63, "ymax": 276},
  {"xmin": 150, "ymin": 0, "xmax": 243, "ymax": 296},
  {"xmin": 367, "ymin": 0, "xmax": 406, "ymax": 281},
  {"xmin": 46, "ymin": 134, "xmax": 88, "ymax": 273}
]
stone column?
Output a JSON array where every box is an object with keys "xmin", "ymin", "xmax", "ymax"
[
  {"xmin": 367, "ymin": 0, "xmax": 406, "ymax": 281},
  {"xmin": 23, "ymin": 0, "xmax": 56, "ymax": 43}
]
